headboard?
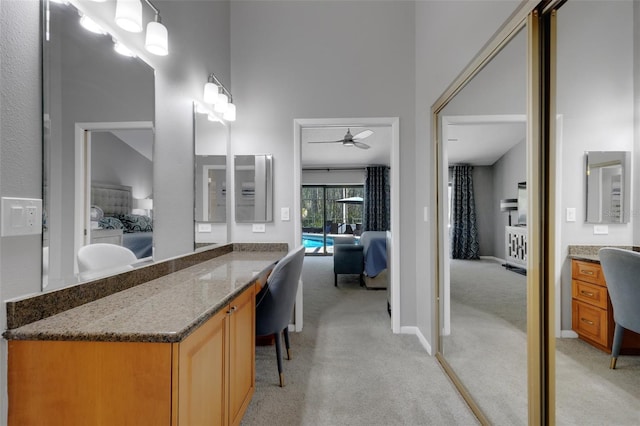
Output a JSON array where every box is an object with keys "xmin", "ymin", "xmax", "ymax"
[{"xmin": 91, "ymin": 182, "xmax": 132, "ymax": 216}]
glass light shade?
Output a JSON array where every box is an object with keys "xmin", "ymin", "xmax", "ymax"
[
  {"xmin": 80, "ymin": 15, "xmax": 105, "ymax": 34},
  {"xmin": 223, "ymin": 103, "xmax": 236, "ymax": 122},
  {"xmin": 115, "ymin": 0, "xmax": 143, "ymax": 33},
  {"xmin": 113, "ymin": 41, "xmax": 136, "ymax": 57},
  {"xmin": 214, "ymin": 93, "xmax": 229, "ymax": 113},
  {"xmin": 145, "ymin": 21, "xmax": 169, "ymax": 56},
  {"xmin": 203, "ymin": 82, "xmax": 219, "ymax": 104}
]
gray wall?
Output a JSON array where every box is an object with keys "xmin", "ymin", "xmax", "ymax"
[
  {"xmin": 492, "ymin": 140, "xmax": 526, "ymax": 259},
  {"xmin": 229, "ymin": 1, "xmax": 418, "ymax": 325},
  {"xmin": 557, "ymin": 1, "xmax": 635, "ymax": 331}
]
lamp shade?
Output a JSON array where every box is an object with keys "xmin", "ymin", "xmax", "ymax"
[
  {"xmin": 204, "ymin": 81, "xmax": 219, "ymax": 104},
  {"xmin": 223, "ymin": 103, "xmax": 236, "ymax": 121},
  {"xmin": 214, "ymin": 92, "xmax": 229, "ymax": 113},
  {"xmin": 115, "ymin": 0, "xmax": 143, "ymax": 33},
  {"xmin": 500, "ymin": 198, "xmax": 518, "ymax": 212},
  {"xmin": 80, "ymin": 15, "xmax": 105, "ymax": 34},
  {"xmin": 145, "ymin": 20, "xmax": 169, "ymax": 56}
]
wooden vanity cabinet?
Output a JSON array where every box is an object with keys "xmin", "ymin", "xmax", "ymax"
[
  {"xmin": 8, "ymin": 285, "xmax": 256, "ymax": 426},
  {"xmin": 571, "ymin": 259, "xmax": 640, "ymax": 353}
]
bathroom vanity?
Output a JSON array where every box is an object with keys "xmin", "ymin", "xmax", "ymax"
[{"xmin": 3, "ymin": 244, "xmax": 287, "ymax": 426}]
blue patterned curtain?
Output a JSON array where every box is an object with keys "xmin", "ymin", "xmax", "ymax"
[
  {"xmin": 364, "ymin": 166, "xmax": 390, "ymax": 231},
  {"xmin": 450, "ymin": 165, "xmax": 480, "ymax": 259}
]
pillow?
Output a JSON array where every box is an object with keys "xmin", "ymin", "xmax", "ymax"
[
  {"xmin": 119, "ymin": 213, "xmax": 153, "ymax": 233},
  {"xmin": 98, "ymin": 216, "xmax": 124, "ymax": 230}
]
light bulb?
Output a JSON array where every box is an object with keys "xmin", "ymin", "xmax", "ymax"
[
  {"xmin": 115, "ymin": 0, "xmax": 143, "ymax": 33},
  {"xmin": 113, "ymin": 40, "xmax": 136, "ymax": 57}
]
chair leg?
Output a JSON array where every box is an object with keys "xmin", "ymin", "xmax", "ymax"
[
  {"xmin": 610, "ymin": 323, "xmax": 625, "ymax": 369},
  {"xmin": 335, "ymin": 273, "xmax": 338, "ymax": 287},
  {"xmin": 283, "ymin": 327, "xmax": 292, "ymax": 360},
  {"xmin": 274, "ymin": 331, "xmax": 285, "ymax": 386}
]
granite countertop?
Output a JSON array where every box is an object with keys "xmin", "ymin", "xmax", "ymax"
[
  {"xmin": 3, "ymin": 251, "xmax": 285, "ymax": 343},
  {"xmin": 567, "ymin": 244, "xmax": 637, "ymax": 263}
]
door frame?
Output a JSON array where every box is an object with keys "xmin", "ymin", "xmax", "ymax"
[{"xmin": 293, "ymin": 117, "xmax": 401, "ymax": 333}]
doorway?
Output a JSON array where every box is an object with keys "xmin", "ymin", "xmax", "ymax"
[{"xmin": 293, "ymin": 117, "xmax": 400, "ymax": 333}]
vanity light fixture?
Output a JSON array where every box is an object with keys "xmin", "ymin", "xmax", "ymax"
[
  {"xmin": 79, "ymin": 14, "xmax": 106, "ymax": 35},
  {"xmin": 115, "ymin": 0, "xmax": 143, "ymax": 33},
  {"xmin": 203, "ymin": 73, "xmax": 236, "ymax": 122}
]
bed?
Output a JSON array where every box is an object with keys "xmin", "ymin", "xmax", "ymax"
[
  {"xmin": 360, "ymin": 231, "xmax": 388, "ymax": 289},
  {"xmin": 91, "ymin": 182, "xmax": 153, "ymax": 259}
]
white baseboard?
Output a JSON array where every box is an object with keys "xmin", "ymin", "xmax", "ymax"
[
  {"xmin": 480, "ymin": 255, "xmax": 503, "ymax": 263},
  {"xmin": 400, "ymin": 326, "xmax": 432, "ymax": 355},
  {"xmin": 560, "ymin": 329, "xmax": 578, "ymax": 338}
]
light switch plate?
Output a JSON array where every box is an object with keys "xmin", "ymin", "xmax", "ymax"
[
  {"xmin": 566, "ymin": 208, "xmax": 576, "ymax": 222},
  {"xmin": 593, "ymin": 225, "xmax": 609, "ymax": 235},
  {"xmin": 1, "ymin": 197, "xmax": 42, "ymax": 236},
  {"xmin": 281, "ymin": 207, "xmax": 290, "ymax": 221},
  {"xmin": 252, "ymin": 223, "xmax": 266, "ymax": 233},
  {"xmin": 424, "ymin": 206, "xmax": 429, "ymax": 222}
]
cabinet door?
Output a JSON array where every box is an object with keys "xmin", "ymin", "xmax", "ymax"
[
  {"xmin": 176, "ymin": 308, "xmax": 229, "ymax": 426},
  {"xmin": 228, "ymin": 286, "xmax": 256, "ymax": 426}
]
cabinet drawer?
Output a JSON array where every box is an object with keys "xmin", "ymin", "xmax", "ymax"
[
  {"xmin": 572, "ymin": 279, "xmax": 608, "ymax": 309},
  {"xmin": 572, "ymin": 299, "xmax": 608, "ymax": 347},
  {"xmin": 571, "ymin": 260, "xmax": 605, "ymax": 286}
]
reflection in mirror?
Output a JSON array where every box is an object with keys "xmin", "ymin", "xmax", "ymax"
[
  {"xmin": 234, "ymin": 155, "xmax": 273, "ymax": 223},
  {"xmin": 194, "ymin": 103, "xmax": 228, "ymax": 248},
  {"xmin": 585, "ymin": 151, "xmax": 630, "ymax": 224},
  {"xmin": 43, "ymin": 1, "xmax": 154, "ymax": 290},
  {"xmin": 437, "ymin": 26, "xmax": 527, "ymax": 423},
  {"xmin": 556, "ymin": 2, "xmax": 639, "ymax": 424}
]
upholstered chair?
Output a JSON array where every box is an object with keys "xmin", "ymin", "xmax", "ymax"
[{"xmin": 333, "ymin": 235, "xmax": 364, "ymax": 287}]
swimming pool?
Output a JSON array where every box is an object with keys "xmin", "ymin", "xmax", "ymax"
[{"xmin": 302, "ymin": 234, "xmax": 334, "ymax": 249}]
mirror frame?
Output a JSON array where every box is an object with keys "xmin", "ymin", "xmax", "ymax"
[{"xmin": 234, "ymin": 154, "xmax": 273, "ymax": 223}]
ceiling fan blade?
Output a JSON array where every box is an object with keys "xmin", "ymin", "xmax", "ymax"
[
  {"xmin": 353, "ymin": 141, "xmax": 370, "ymax": 149},
  {"xmin": 307, "ymin": 139, "xmax": 343, "ymax": 144},
  {"xmin": 352, "ymin": 129, "xmax": 373, "ymax": 141}
]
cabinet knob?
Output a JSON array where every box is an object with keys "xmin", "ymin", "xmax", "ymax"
[
  {"xmin": 227, "ymin": 305, "xmax": 238, "ymax": 314},
  {"xmin": 581, "ymin": 317, "xmax": 595, "ymax": 326},
  {"xmin": 580, "ymin": 269, "xmax": 594, "ymax": 275},
  {"xmin": 580, "ymin": 290, "xmax": 595, "ymax": 297}
]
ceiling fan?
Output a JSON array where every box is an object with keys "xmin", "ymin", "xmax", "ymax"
[{"xmin": 308, "ymin": 128, "xmax": 373, "ymax": 149}]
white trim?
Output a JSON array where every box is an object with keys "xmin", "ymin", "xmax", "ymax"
[
  {"xmin": 560, "ymin": 329, "xmax": 578, "ymax": 338},
  {"xmin": 479, "ymin": 255, "xmax": 503, "ymax": 263},
  {"xmin": 295, "ymin": 278, "xmax": 303, "ymax": 332},
  {"xmin": 554, "ymin": 115, "xmax": 564, "ymax": 337},
  {"xmin": 400, "ymin": 326, "xmax": 433, "ymax": 355},
  {"xmin": 294, "ymin": 117, "xmax": 401, "ymax": 333}
]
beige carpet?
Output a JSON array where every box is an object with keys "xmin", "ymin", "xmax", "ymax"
[
  {"xmin": 242, "ymin": 256, "xmax": 478, "ymax": 425},
  {"xmin": 447, "ymin": 258, "xmax": 640, "ymax": 426}
]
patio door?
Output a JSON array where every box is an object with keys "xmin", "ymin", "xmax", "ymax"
[{"xmin": 301, "ymin": 185, "xmax": 364, "ymax": 255}]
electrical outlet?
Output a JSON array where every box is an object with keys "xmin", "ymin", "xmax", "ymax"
[
  {"xmin": 566, "ymin": 208, "xmax": 576, "ymax": 222},
  {"xmin": 281, "ymin": 207, "xmax": 290, "ymax": 221},
  {"xmin": 197, "ymin": 223, "xmax": 212, "ymax": 233},
  {"xmin": 1, "ymin": 197, "xmax": 42, "ymax": 236},
  {"xmin": 252, "ymin": 223, "xmax": 266, "ymax": 233},
  {"xmin": 593, "ymin": 225, "xmax": 609, "ymax": 235}
]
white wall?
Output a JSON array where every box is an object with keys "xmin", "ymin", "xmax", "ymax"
[{"xmin": 302, "ymin": 169, "xmax": 365, "ymax": 186}]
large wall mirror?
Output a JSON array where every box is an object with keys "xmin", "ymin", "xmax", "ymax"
[
  {"xmin": 585, "ymin": 151, "xmax": 630, "ymax": 224},
  {"xmin": 194, "ymin": 103, "xmax": 229, "ymax": 248},
  {"xmin": 436, "ymin": 21, "xmax": 528, "ymax": 424},
  {"xmin": 234, "ymin": 154, "xmax": 273, "ymax": 223},
  {"xmin": 43, "ymin": 0, "xmax": 155, "ymax": 290}
]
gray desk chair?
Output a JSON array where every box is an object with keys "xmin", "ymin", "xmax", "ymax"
[
  {"xmin": 333, "ymin": 235, "xmax": 364, "ymax": 287},
  {"xmin": 77, "ymin": 243, "xmax": 137, "ymax": 281},
  {"xmin": 255, "ymin": 245, "xmax": 305, "ymax": 386},
  {"xmin": 598, "ymin": 247, "xmax": 640, "ymax": 369}
]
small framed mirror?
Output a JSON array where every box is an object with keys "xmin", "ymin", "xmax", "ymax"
[
  {"xmin": 234, "ymin": 154, "xmax": 273, "ymax": 223},
  {"xmin": 194, "ymin": 103, "xmax": 228, "ymax": 248},
  {"xmin": 585, "ymin": 151, "xmax": 630, "ymax": 224}
]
